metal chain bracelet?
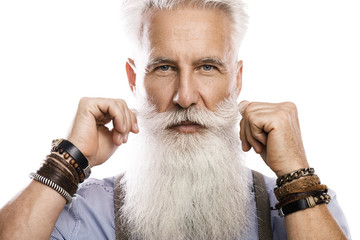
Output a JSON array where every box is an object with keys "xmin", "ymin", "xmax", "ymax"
[{"xmin": 276, "ymin": 168, "xmax": 315, "ymax": 187}]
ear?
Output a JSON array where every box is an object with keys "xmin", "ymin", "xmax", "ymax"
[
  {"xmin": 126, "ymin": 58, "xmax": 136, "ymax": 92},
  {"xmin": 236, "ymin": 60, "xmax": 243, "ymax": 96}
]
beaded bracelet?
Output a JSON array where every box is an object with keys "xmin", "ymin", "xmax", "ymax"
[
  {"xmin": 52, "ymin": 139, "xmax": 91, "ymax": 180},
  {"xmin": 49, "ymin": 152, "xmax": 83, "ymax": 183},
  {"xmin": 45, "ymin": 158, "xmax": 78, "ymax": 185}
]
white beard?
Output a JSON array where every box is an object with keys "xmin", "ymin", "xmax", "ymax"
[{"xmin": 119, "ymin": 94, "xmax": 254, "ymax": 240}]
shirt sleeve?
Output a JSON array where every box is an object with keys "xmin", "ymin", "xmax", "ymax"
[
  {"xmin": 50, "ymin": 177, "xmax": 116, "ymax": 240},
  {"xmin": 264, "ymin": 175, "xmax": 352, "ymax": 240}
]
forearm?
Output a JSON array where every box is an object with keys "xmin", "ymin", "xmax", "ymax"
[
  {"xmin": 0, "ymin": 180, "xmax": 66, "ymax": 240},
  {"xmin": 285, "ymin": 204, "xmax": 347, "ymax": 239}
]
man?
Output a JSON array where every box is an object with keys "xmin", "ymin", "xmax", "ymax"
[{"xmin": 0, "ymin": 0, "xmax": 350, "ymax": 239}]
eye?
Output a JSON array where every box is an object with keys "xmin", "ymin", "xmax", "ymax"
[
  {"xmin": 156, "ymin": 65, "xmax": 171, "ymax": 71},
  {"xmin": 202, "ymin": 65, "xmax": 214, "ymax": 71}
]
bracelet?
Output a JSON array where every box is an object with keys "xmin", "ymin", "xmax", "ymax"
[
  {"xmin": 49, "ymin": 152, "xmax": 84, "ymax": 183},
  {"xmin": 52, "ymin": 139, "xmax": 91, "ymax": 179},
  {"xmin": 37, "ymin": 162, "xmax": 78, "ymax": 196},
  {"xmin": 30, "ymin": 172, "xmax": 73, "ymax": 204},
  {"xmin": 275, "ymin": 190, "xmax": 328, "ymax": 210},
  {"xmin": 277, "ymin": 192, "xmax": 331, "ymax": 217},
  {"xmin": 274, "ymin": 175, "xmax": 321, "ymax": 200},
  {"xmin": 276, "ymin": 168, "xmax": 315, "ymax": 187},
  {"xmin": 45, "ymin": 157, "xmax": 78, "ymax": 185}
]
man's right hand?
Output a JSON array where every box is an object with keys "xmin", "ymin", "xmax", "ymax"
[{"xmin": 67, "ymin": 97, "xmax": 139, "ymax": 167}]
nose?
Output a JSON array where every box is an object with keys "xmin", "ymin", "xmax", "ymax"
[{"xmin": 172, "ymin": 71, "xmax": 200, "ymax": 109}]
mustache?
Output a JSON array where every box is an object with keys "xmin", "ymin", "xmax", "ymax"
[
  {"xmin": 162, "ymin": 106, "xmax": 218, "ymax": 129},
  {"xmin": 136, "ymin": 93, "xmax": 241, "ymax": 131}
]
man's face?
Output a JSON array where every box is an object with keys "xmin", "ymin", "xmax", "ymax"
[{"xmin": 132, "ymin": 6, "xmax": 242, "ymax": 133}]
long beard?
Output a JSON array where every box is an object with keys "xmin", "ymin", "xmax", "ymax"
[{"xmin": 119, "ymin": 94, "xmax": 254, "ymax": 240}]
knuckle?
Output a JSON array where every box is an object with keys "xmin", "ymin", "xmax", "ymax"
[
  {"xmin": 116, "ymin": 99, "xmax": 127, "ymax": 106},
  {"xmin": 276, "ymin": 110, "xmax": 290, "ymax": 121},
  {"xmin": 284, "ymin": 101, "xmax": 297, "ymax": 111},
  {"xmin": 79, "ymin": 97, "xmax": 91, "ymax": 106},
  {"xmin": 247, "ymin": 113, "xmax": 257, "ymax": 124}
]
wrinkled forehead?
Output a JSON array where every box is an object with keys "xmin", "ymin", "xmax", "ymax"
[{"xmin": 138, "ymin": 6, "xmax": 234, "ymax": 60}]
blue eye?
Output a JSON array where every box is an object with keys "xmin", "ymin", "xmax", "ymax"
[
  {"xmin": 202, "ymin": 65, "xmax": 213, "ymax": 71},
  {"xmin": 158, "ymin": 65, "xmax": 170, "ymax": 71}
]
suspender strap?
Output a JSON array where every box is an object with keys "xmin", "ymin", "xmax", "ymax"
[
  {"xmin": 114, "ymin": 171, "xmax": 273, "ymax": 240},
  {"xmin": 114, "ymin": 174, "xmax": 128, "ymax": 240},
  {"xmin": 252, "ymin": 170, "xmax": 273, "ymax": 240}
]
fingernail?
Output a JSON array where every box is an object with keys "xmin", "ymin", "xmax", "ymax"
[
  {"xmin": 124, "ymin": 134, "xmax": 129, "ymax": 143},
  {"xmin": 118, "ymin": 135, "xmax": 123, "ymax": 145},
  {"xmin": 134, "ymin": 123, "xmax": 139, "ymax": 132}
]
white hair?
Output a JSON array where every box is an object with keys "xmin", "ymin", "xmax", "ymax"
[
  {"xmin": 120, "ymin": 0, "xmax": 249, "ymax": 59},
  {"xmin": 119, "ymin": 92, "xmax": 254, "ymax": 239}
]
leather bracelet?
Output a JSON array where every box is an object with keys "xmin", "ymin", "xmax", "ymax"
[
  {"xmin": 52, "ymin": 139, "xmax": 91, "ymax": 179},
  {"xmin": 37, "ymin": 162, "xmax": 78, "ymax": 195},
  {"xmin": 275, "ymin": 190, "xmax": 327, "ymax": 210},
  {"xmin": 45, "ymin": 158, "xmax": 78, "ymax": 185},
  {"xmin": 49, "ymin": 152, "xmax": 84, "ymax": 183},
  {"xmin": 276, "ymin": 184, "xmax": 328, "ymax": 202},
  {"xmin": 274, "ymin": 175, "xmax": 321, "ymax": 200},
  {"xmin": 48, "ymin": 153, "xmax": 80, "ymax": 183},
  {"xmin": 278, "ymin": 192, "xmax": 331, "ymax": 217}
]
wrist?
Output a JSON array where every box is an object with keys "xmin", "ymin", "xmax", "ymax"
[
  {"xmin": 274, "ymin": 162, "xmax": 310, "ymax": 178},
  {"xmin": 274, "ymin": 167, "xmax": 332, "ymax": 217}
]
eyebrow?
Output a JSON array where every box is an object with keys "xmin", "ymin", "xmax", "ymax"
[
  {"xmin": 145, "ymin": 56, "xmax": 228, "ymax": 72},
  {"xmin": 194, "ymin": 57, "xmax": 227, "ymax": 69},
  {"xmin": 145, "ymin": 57, "xmax": 177, "ymax": 72}
]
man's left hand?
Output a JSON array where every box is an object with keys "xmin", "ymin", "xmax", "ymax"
[{"xmin": 239, "ymin": 101, "xmax": 309, "ymax": 177}]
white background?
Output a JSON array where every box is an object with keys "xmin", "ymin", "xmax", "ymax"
[{"xmin": 0, "ymin": 0, "xmax": 359, "ymax": 238}]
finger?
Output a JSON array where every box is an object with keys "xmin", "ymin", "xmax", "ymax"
[
  {"xmin": 244, "ymin": 118, "xmax": 264, "ymax": 154},
  {"xmin": 130, "ymin": 110, "xmax": 139, "ymax": 133},
  {"xmin": 92, "ymin": 98, "xmax": 127, "ymax": 134},
  {"xmin": 118, "ymin": 101, "xmax": 132, "ymax": 133},
  {"xmin": 239, "ymin": 118, "xmax": 251, "ymax": 151},
  {"xmin": 112, "ymin": 129, "xmax": 123, "ymax": 146},
  {"xmin": 249, "ymin": 121, "xmax": 268, "ymax": 146},
  {"xmin": 238, "ymin": 100, "xmax": 250, "ymax": 115}
]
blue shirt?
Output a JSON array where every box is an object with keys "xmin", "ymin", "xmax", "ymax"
[{"xmin": 50, "ymin": 170, "xmax": 351, "ymax": 239}]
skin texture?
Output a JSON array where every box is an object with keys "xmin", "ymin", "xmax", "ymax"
[{"xmin": 0, "ymin": 6, "xmax": 347, "ymax": 240}]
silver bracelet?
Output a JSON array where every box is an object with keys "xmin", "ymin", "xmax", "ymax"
[{"xmin": 29, "ymin": 172, "xmax": 73, "ymax": 204}]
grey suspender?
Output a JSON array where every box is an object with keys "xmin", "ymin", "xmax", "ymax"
[
  {"xmin": 252, "ymin": 170, "xmax": 273, "ymax": 240},
  {"xmin": 114, "ymin": 170, "xmax": 273, "ymax": 240},
  {"xmin": 114, "ymin": 173, "xmax": 128, "ymax": 240}
]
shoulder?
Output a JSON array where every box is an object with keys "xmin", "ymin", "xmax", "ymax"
[
  {"xmin": 77, "ymin": 176, "xmax": 115, "ymax": 199},
  {"xmin": 51, "ymin": 176, "xmax": 117, "ymax": 240}
]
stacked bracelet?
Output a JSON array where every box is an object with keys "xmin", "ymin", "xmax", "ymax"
[
  {"xmin": 278, "ymin": 191, "xmax": 331, "ymax": 217},
  {"xmin": 52, "ymin": 139, "xmax": 91, "ymax": 180},
  {"xmin": 30, "ymin": 172, "xmax": 73, "ymax": 204},
  {"xmin": 29, "ymin": 139, "xmax": 92, "ymax": 204},
  {"xmin": 274, "ymin": 168, "xmax": 331, "ymax": 217}
]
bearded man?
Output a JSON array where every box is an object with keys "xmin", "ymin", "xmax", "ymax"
[{"xmin": 0, "ymin": 0, "xmax": 351, "ymax": 239}]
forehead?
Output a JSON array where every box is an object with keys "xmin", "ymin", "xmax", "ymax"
[{"xmin": 143, "ymin": 6, "xmax": 233, "ymax": 60}]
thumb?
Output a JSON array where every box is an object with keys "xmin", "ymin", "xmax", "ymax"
[{"xmin": 238, "ymin": 100, "xmax": 250, "ymax": 115}]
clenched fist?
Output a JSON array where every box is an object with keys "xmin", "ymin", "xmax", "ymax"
[
  {"xmin": 239, "ymin": 101, "xmax": 309, "ymax": 177},
  {"xmin": 67, "ymin": 97, "xmax": 139, "ymax": 167}
]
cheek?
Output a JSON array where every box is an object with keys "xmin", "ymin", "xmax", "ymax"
[
  {"xmin": 201, "ymin": 78, "xmax": 234, "ymax": 111},
  {"xmin": 144, "ymin": 76, "xmax": 175, "ymax": 112}
]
